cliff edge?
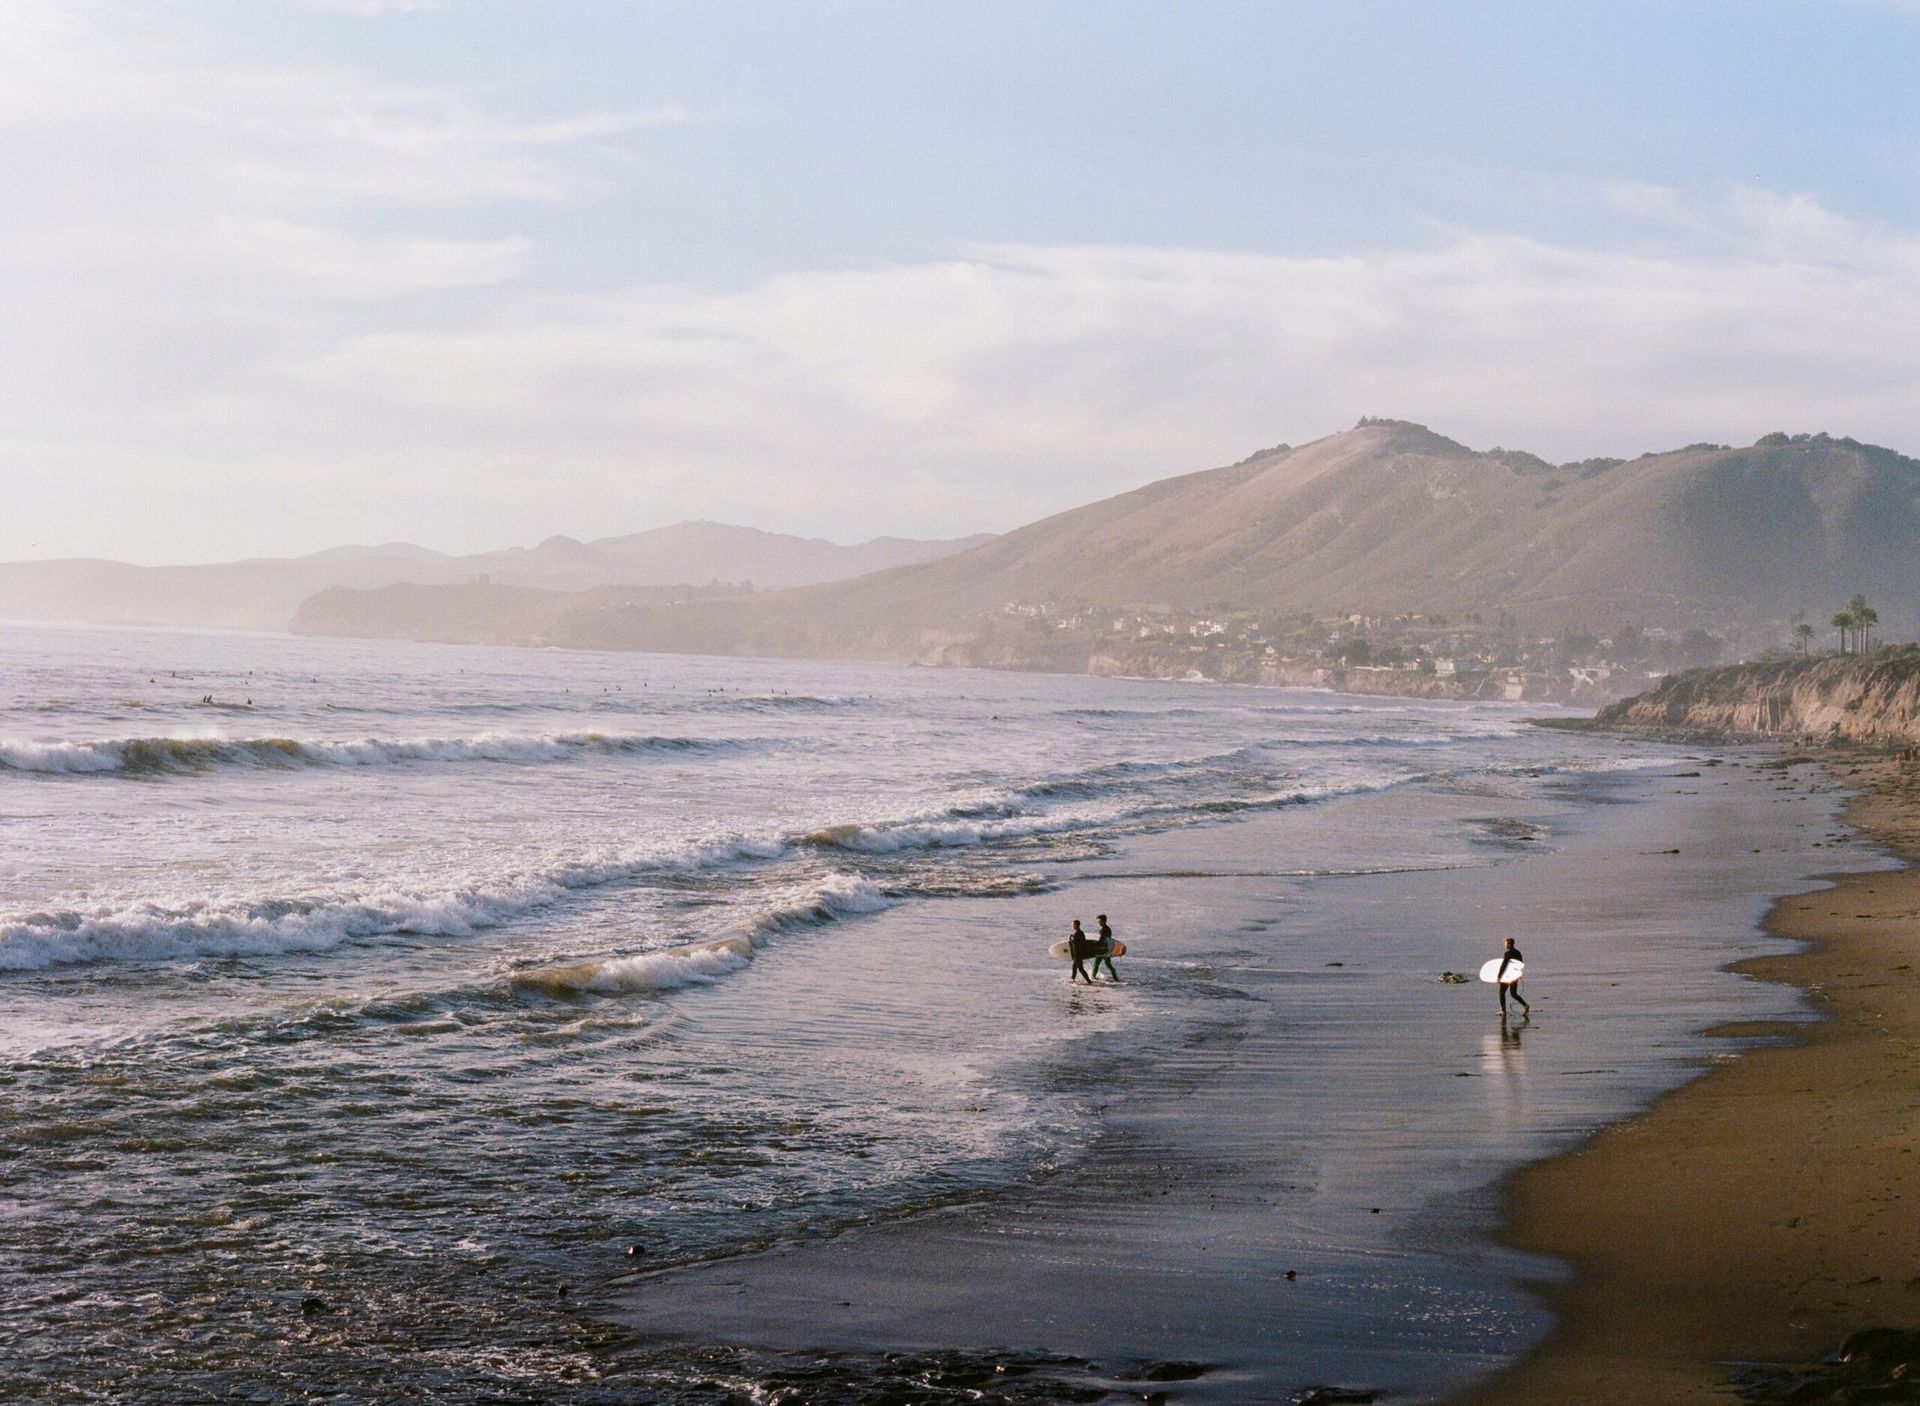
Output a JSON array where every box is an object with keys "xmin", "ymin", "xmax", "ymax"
[{"xmin": 1597, "ymin": 648, "xmax": 1920, "ymax": 744}]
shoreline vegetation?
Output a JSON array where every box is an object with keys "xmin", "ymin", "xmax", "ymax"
[
  {"xmin": 1598, "ymin": 647, "xmax": 1920, "ymax": 745},
  {"xmin": 1454, "ymin": 744, "xmax": 1920, "ymax": 1405}
]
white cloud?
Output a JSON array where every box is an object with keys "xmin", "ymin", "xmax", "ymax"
[
  {"xmin": 0, "ymin": 0, "xmax": 683, "ymax": 559},
  {"xmin": 207, "ymin": 217, "xmax": 532, "ymax": 297},
  {"xmin": 24, "ymin": 181, "xmax": 1920, "ymax": 558},
  {"xmin": 16, "ymin": 165, "xmax": 1920, "ymax": 561},
  {"xmin": 0, "ymin": 0, "xmax": 654, "ymax": 291},
  {"xmin": 4, "ymin": 1, "xmax": 1920, "ymax": 563},
  {"xmin": 274, "ymin": 193, "xmax": 1920, "ymax": 542}
]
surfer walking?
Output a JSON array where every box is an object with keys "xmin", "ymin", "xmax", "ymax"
[
  {"xmin": 1496, "ymin": 937, "xmax": 1529, "ymax": 1018},
  {"xmin": 1067, "ymin": 919, "xmax": 1095, "ymax": 985},
  {"xmin": 1090, "ymin": 913, "xmax": 1121, "ymax": 982}
]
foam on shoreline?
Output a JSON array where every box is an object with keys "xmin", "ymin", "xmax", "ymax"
[{"xmin": 607, "ymin": 754, "xmax": 1867, "ymax": 1403}]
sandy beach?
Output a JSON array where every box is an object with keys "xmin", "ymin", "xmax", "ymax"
[
  {"xmin": 606, "ymin": 753, "xmax": 1872, "ymax": 1402},
  {"xmin": 1457, "ymin": 753, "xmax": 1920, "ymax": 1404}
]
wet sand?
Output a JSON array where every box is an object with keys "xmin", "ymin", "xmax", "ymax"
[
  {"xmin": 605, "ymin": 757, "xmax": 1867, "ymax": 1401},
  {"xmin": 1456, "ymin": 754, "xmax": 1920, "ymax": 1403}
]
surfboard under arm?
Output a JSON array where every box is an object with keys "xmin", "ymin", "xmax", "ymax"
[{"xmin": 1050, "ymin": 940, "xmax": 1126, "ymax": 959}]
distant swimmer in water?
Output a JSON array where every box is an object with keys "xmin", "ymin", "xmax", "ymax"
[
  {"xmin": 1496, "ymin": 937, "xmax": 1529, "ymax": 1018},
  {"xmin": 1067, "ymin": 919, "xmax": 1095, "ymax": 985},
  {"xmin": 1090, "ymin": 913, "xmax": 1121, "ymax": 982}
]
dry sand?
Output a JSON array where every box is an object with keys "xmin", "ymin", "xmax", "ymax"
[{"xmin": 1455, "ymin": 755, "xmax": 1920, "ymax": 1404}]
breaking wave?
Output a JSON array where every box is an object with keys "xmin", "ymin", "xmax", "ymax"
[
  {"xmin": 682, "ymin": 693, "xmax": 865, "ymax": 714},
  {"xmin": 510, "ymin": 936, "xmax": 756, "ymax": 997},
  {"xmin": 797, "ymin": 811, "xmax": 1094, "ymax": 855},
  {"xmin": 510, "ymin": 875, "xmax": 891, "ymax": 997},
  {"xmin": 0, "ymin": 835, "xmax": 788, "ymax": 971},
  {"xmin": 0, "ymin": 730, "xmax": 748, "ymax": 777},
  {"xmin": 0, "ymin": 731, "xmax": 1447, "ymax": 973},
  {"xmin": 795, "ymin": 763, "xmax": 1416, "ymax": 857}
]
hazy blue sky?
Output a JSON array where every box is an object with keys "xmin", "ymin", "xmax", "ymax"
[{"xmin": 6, "ymin": 0, "xmax": 1920, "ymax": 562}]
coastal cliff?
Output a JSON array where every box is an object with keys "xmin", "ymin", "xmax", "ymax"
[{"xmin": 1597, "ymin": 648, "xmax": 1920, "ymax": 743}]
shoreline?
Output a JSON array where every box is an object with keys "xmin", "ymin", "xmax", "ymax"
[
  {"xmin": 1452, "ymin": 752, "xmax": 1920, "ymax": 1403},
  {"xmin": 601, "ymin": 752, "xmax": 1858, "ymax": 1401}
]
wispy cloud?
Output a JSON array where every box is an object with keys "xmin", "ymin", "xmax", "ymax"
[
  {"xmin": 0, "ymin": 0, "xmax": 657, "ymax": 288},
  {"xmin": 15, "ymin": 167, "xmax": 1920, "ymax": 559},
  {"xmin": 293, "ymin": 185, "xmax": 1920, "ymax": 486},
  {"xmin": 4, "ymin": 1, "xmax": 1918, "ymax": 562}
]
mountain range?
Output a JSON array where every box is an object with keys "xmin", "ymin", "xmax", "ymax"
[
  {"xmin": 0, "ymin": 523, "xmax": 993, "ymax": 633},
  {"xmin": 292, "ymin": 420, "xmax": 1920, "ymax": 665}
]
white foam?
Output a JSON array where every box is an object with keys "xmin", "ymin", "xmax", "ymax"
[
  {"xmin": 1490, "ymin": 753, "xmax": 1680, "ymax": 778},
  {"xmin": 519, "ymin": 938, "xmax": 755, "ymax": 996},
  {"xmin": 750, "ymin": 872, "xmax": 894, "ymax": 930},
  {"xmin": 797, "ymin": 762, "xmax": 1417, "ymax": 856},
  {"xmin": 509, "ymin": 874, "xmax": 892, "ymax": 997},
  {"xmin": 798, "ymin": 809, "xmax": 1100, "ymax": 855},
  {"xmin": 0, "ymin": 833, "xmax": 791, "ymax": 971},
  {"xmin": 0, "ymin": 730, "xmax": 741, "ymax": 777}
]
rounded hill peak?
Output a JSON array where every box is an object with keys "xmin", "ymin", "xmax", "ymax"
[{"xmin": 1349, "ymin": 418, "xmax": 1472, "ymax": 455}]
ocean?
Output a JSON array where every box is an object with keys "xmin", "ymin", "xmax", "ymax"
[{"xmin": 0, "ymin": 622, "xmax": 1863, "ymax": 1403}]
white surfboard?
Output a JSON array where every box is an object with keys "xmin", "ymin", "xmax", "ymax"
[
  {"xmin": 1479, "ymin": 957, "xmax": 1525, "ymax": 985},
  {"xmin": 1050, "ymin": 939, "xmax": 1125, "ymax": 959}
]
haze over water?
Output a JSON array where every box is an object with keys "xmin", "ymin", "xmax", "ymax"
[{"xmin": 0, "ymin": 623, "xmax": 1855, "ymax": 1402}]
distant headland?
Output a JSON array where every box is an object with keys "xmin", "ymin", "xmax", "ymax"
[
  {"xmin": 293, "ymin": 420, "xmax": 1920, "ymax": 703},
  {"xmin": 15, "ymin": 418, "xmax": 1920, "ymax": 705}
]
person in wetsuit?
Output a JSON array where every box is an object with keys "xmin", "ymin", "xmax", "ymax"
[
  {"xmin": 1090, "ymin": 913, "xmax": 1121, "ymax": 982},
  {"xmin": 1496, "ymin": 937, "xmax": 1530, "ymax": 1017},
  {"xmin": 1067, "ymin": 919, "xmax": 1095, "ymax": 985}
]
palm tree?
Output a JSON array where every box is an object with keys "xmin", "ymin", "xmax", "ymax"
[
  {"xmin": 1794, "ymin": 622, "xmax": 1815, "ymax": 654},
  {"xmin": 1833, "ymin": 608, "xmax": 1857, "ymax": 654},
  {"xmin": 1852, "ymin": 595, "xmax": 1879, "ymax": 652}
]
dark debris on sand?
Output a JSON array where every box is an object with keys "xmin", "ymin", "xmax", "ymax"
[
  {"xmin": 1736, "ymin": 1328, "xmax": 1920, "ymax": 1404},
  {"xmin": 594, "ymin": 1345, "xmax": 1123, "ymax": 1405},
  {"xmin": 582, "ymin": 1345, "xmax": 1386, "ymax": 1406}
]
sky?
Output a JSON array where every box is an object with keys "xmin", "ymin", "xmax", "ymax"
[{"xmin": 5, "ymin": 0, "xmax": 1920, "ymax": 563}]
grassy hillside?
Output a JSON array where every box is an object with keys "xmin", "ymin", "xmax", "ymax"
[
  {"xmin": 293, "ymin": 421, "xmax": 1920, "ymax": 700},
  {"xmin": 771, "ymin": 420, "xmax": 1920, "ymax": 637}
]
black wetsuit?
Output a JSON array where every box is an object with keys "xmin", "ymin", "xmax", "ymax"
[
  {"xmin": 1091, "ymin": 920, "xmax": 1120, "ymax": 981},
  {"xmin": 1497, "ymin": 946, "xmax": 1529, "ymax": 1014},
  {"xmin": 1068, "ymin": 926, "xmax": 1094, "ymax": 984}
]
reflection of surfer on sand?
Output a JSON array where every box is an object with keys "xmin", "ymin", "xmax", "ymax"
[
  {"xmin": 1090, "ymin": 914, "xmax": 1121, "ymax": 983},
  {"xmin": 1495, "ymin": 937, "xmax": 1530, "ymax": 1018}
]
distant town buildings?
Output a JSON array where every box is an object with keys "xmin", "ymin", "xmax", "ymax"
[{"xmin": 982, "ymin": 598, "xmax": 1713, "ymax": 702}]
